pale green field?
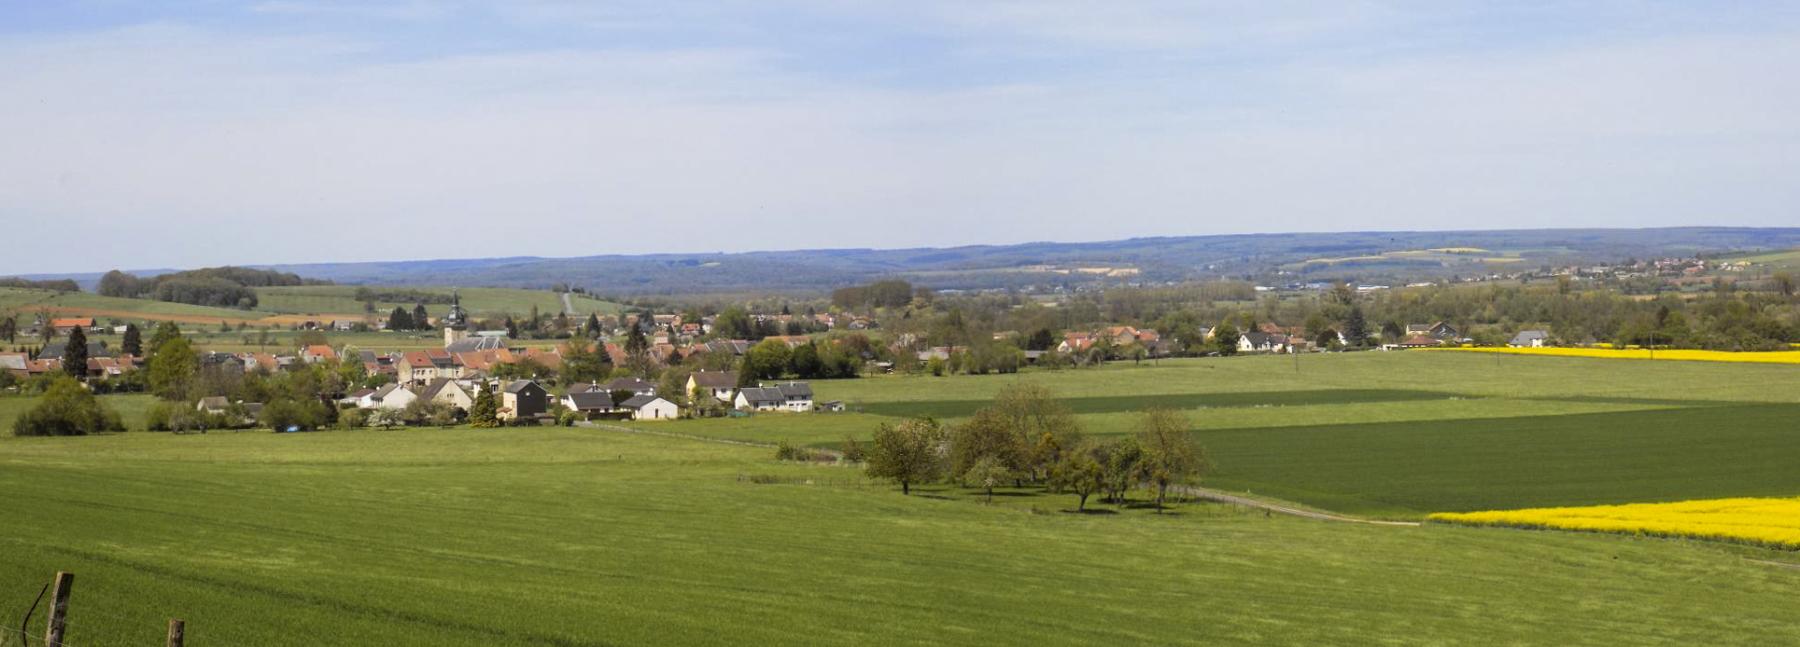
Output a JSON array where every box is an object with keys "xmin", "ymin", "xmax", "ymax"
[
  {"xmin": 0, "ymin": 288, "xmax": 263, "ymax": 321},
  {"xmin": 254, "ymin": 286, "xmax": 624, "ymax": 318},
  {"xmin": 2, "ymin": 428, "xmax": 1798, "ymax": 645}
]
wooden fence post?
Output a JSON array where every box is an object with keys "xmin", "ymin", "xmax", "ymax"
[
  {"xmin": 165, "ymin": 619, "xmax": 186, "ymax": 647},
  {"xmin": 43, "ymin": 572, "xmax": 72, "ymax": 647}
]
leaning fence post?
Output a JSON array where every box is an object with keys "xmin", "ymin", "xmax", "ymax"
[
  {"xmin": 43, "ymin": 572, "xmax": 72, "ymax": 647},
  {"xmin": 166, "ymin": 619, "xmax": 186, "ymax": 647}
]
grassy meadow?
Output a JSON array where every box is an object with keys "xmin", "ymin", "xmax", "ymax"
[
  {"xmin": 4, "ymin": 427, "xmax": 1800, "ymax": 646},
  {"xmin": 637, "ymin": 352, "xmax": 1800, "ymax": 518},
  {"xmin": 3, "ymin": 352, "xmax": 1799, "ymax": 644}
]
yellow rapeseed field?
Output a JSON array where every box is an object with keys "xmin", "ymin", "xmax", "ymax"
[
  {"xmin": 1430, "ymin": 346, "xmax": 1800, "ymax": 365},
  {"xmin": 1431, "ymin": 498, "xmax": 1800, "ymax": 549}
]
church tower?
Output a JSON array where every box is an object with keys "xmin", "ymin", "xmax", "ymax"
[{"xmin": 442, "ymin": 290, "xmax": 469, "ymax": 348}]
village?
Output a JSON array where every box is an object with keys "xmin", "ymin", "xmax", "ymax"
[{"xmin": 1, "ymin": 283, "xmax": 1573, "ymax": 433}]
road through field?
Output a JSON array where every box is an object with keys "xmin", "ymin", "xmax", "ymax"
[{"xmin": 560, "ymin": 291, "xmax": 574, "ymax": 315}]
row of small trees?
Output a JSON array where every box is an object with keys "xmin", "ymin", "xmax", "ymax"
[{"xmin": 860, "ymin": 385, "xmax": 1210, "ymax": 511}]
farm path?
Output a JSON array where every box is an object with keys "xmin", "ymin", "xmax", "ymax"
[
  {"xmin": 560, "ymin": 291, "xmax": 575, "ymax": 315},
  {"xmin": 1174, "ymin": 486, "xmax": 1421, "ymax": 526},
  {"xmin": 582, "ymin": 422, "xmax": 845, "ymax": 458},
  {"xmin": 580, "ymin": 422, "xmax": 1412, "ymax": 525}
]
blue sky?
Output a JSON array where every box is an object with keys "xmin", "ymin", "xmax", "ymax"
[{"xmin": 3, "ymin": 1, "xmax": 1798, "ymax": 274}]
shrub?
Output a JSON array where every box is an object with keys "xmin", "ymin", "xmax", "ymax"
[
  {"xmin": 12, "ymin": 376, "xmax": 124, "ymax": 436},
  {"xmin": 774, "ymin": 439, "xmax": 814, "ymax": 462},
  {"xmin": 840, "ymin": 436, "xmax": 867, "ymax": 463}
]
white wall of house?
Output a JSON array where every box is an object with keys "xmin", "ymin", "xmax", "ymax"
[{"xmin": 633, "ymin": 398, "xmax": 680, "ymax": 421}]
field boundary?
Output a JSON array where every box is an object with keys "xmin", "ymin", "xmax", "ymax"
[
  {"xmin": 585, "ymin": 422, "xmax": 1412, "ymax": 525},
  {"xmin": 1174, "ymin": 486, "xmax": 1421, "ymax": 526}
]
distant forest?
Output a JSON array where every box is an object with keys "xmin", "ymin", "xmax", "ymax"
[{"xmin": 97, "ymin": 267, "xmax": 331, "ymax": 309}]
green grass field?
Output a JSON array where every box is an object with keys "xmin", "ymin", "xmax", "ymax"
[
  {"xmin": 4, "ymin": 353, "xmax": 1799, "ymax": 644},
  {"xmin": 3, "ymin": 428, "xmax": 1799, "ymax": 646},
  {"xmin": 636, "ymin": 353, "xmax": 1800, "ymax": 518},
  {"xmin": 253, "ymin": 286, "xmax": 623, "ymax": 318}
]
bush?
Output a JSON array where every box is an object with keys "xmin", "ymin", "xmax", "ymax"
[
  {"xmin": 774, "ymin": 439, "xmax": 815, "ymax": 462},
  {"xmin": 840, "ymin": 436, "xmax": 867, "ymax": 462},
  {"xmin": 12, "ymin": 376, "xmax": 124, "ymax": 436}
]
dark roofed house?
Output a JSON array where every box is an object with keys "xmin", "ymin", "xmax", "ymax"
[
  {"xmin": 37, "ymin": 340, "xmax": 111, "ymax": 361},
  {"xmin": 501, "ymin": 380, "xmax": 549, "ymax": 421},
  {"xmin": 734, "ymin": 382, "xmax": 814, "ymax": 412},
  {"xmin": 602, "ymin": 377, "xmax": 657, "ymax": 396},
  {"xmin": 686, "ymin": 370, "xmax": 738, "ymax": 401},
  {"xmin": 621, "ymin": 394, "xmax": 679, "ymax": 421},
  {"xmin": 562, "ymin": 391, "xmax": 619, "ymax": 418}
]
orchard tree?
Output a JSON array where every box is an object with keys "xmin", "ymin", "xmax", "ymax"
[
  {"xmin": 963, "ymin": 455, "xmax": 1013, "ymax": 505},
  {"xmin": 1050, "ymin": 441, "xmax": 1106, "ymax": 511},
  {"xmin": 866, "ymin": 418, "xmax": 945, "ymax": 495},
  {"xmin": 1135, "ymin": 408, "xmax": 1210, "ymax": 512}
]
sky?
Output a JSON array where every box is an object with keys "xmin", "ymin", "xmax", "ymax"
[{"xmin": 2, "ymin": 1, "xmax": 1798, "ymax": 274}]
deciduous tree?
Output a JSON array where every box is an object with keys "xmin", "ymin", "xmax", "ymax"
[
  {"xmin": 1135, "ymin": 409, "xmax": 1209, "ymax": 512},
  {"xmin": 866, "ymin": 418, "xmax": 945, "ymax": 495}
]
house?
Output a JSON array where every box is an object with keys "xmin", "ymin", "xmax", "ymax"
[
  {"xmin": 419, "ymin": 378, "xmax": 474, "ymax": 411},
  {"xmin": 1238, "ymin": 332, "xmax": 1287, "ymax": 353},
  {"xmin": 561, "ymin": 391, "xmax": 619, "ymax": 419},
  {"xmin": 36, "ymin": 340, "xmax": 111, "ymax": 360},
  {"xmin": 1397, "ymin": 334, "xmax": 1443, "ymax": 349},
  {"xmin": 397, "ymin": 350, "xmax": 458, "ymax": 386},
  {"xmin": 300, "ymin": 344, "xmax": 337, "ymax": 363},
  {"xmin": 734, "ymin": 387, "xmax": 784, "ymax": 411},
  {"xmin": 50, "ymin": 318, "xmax": 94, "ymax": 334},
  {"xmin": 1057, "ymin": 333, "xmax": 1096, "ymax": 354},
  {"xmin": 85, "ymin": 357, "xmax": 131, "ymax": 379},
  {"xmin": 0, "ymin": 352, "xmax": 28, "ymax": 380},
  {"xmin": 601, "ymin": 377, "xmax": 657, "ymax": 397},
  {"xmin": 500, "ymin": 380, "xmax": 549, "ymax": 421},
  {"xmin": 1427, "ymin": 322, "xmax": 1459, "ymax": 340},
  {"xmin": 622, "ymin": 394, "xmax": 680, "ymax": 421},
  {"xmin": 196, "ymin": 396, "xmax": 232, "ymax": 415},
  {"xmin": 686, "ymin": 370, "xmax": 738, "ymax": 402},
  {"xmin": 734, "ymin": 382, "xmax": 813, "ymax": 412},
  {"xmin": 358, "ymin": 383, "xmax": 417, "ymax": 410},
  {"xmin": 1509, "ymin": 330, "xmax": 1550, "ymax": 348}
]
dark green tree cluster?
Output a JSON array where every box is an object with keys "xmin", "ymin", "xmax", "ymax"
[{"xmin": 12, "ymin": 375, "xmax": 123, "ymax": 436}]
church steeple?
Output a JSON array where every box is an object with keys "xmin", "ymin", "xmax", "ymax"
[{"xmin": 443, "ymin": 289, "xmax": 470, "ymax": 348}]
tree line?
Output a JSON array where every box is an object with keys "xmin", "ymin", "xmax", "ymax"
[
  {"xmin": 856, "ymin": 385, "xmax": 1210, "ymax": 511},
  {"xmin": 97, "ymin": 267, "xmax": 329, "ymax": 309}
]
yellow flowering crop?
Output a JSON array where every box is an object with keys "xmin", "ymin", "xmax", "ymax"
[
  {"xmin": 1431, "ymin": 498, "xmax": 1800, "ymax": 549},
  {"xmin": 1428, "ymin": 346, "xmax": 1800, "ymax": 365}
]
